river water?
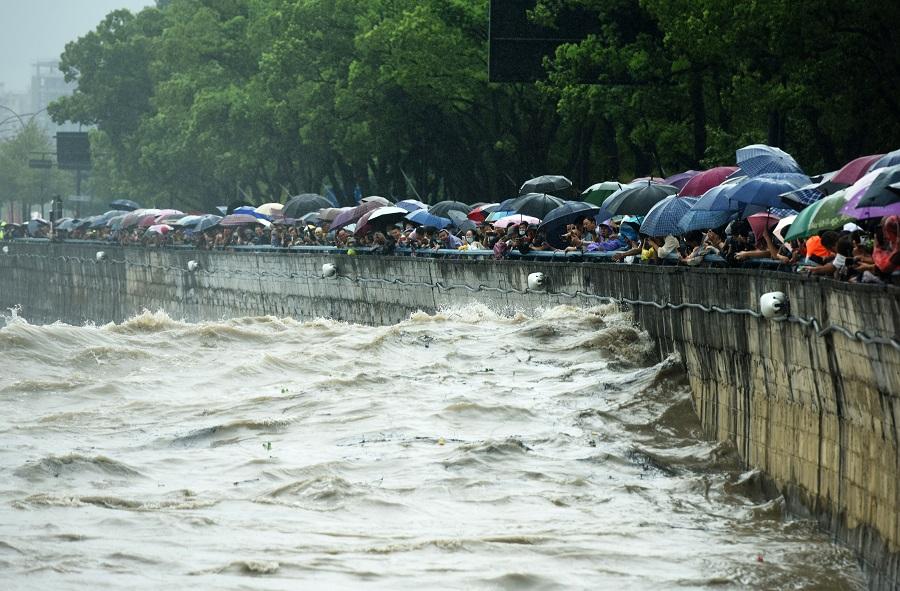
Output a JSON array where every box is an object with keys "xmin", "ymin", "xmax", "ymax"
[{"xmin": 0, "ymin": 305, "xmax": 864, "ymax": 590}]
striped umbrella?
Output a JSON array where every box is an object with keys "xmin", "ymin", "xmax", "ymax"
[{"xmin": 640, "ymin": 196, "xmax": 697, "ymax": 236}]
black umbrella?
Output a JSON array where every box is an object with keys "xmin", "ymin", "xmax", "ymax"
[
  {"xmin": 194, "ymin": 214, "xmax": 222, "ymax": 232},
  {"xmin": 429, "ymin": 201, "xmax": 472, "ymax": 218},
  {"xmin": 602, "ymin": 182, "xmax": 678, "ymax": 217},
  {"xmin": 519, "ymin": 175, "xmax": 572, "ymax": 196},
  {"xmin": 109, "ymin": 199, "xmax": 142, "ymax": 211},
  {"xmin": 447, "ymin": 210, "xmax": 477, "ymax": 232},
  {"xmin": 283, "ymin": 193, "xmax": 333, "ymax": 218},
  {"xmin": 27, "ymin": 218, "xmax": 49, "ymax": 236},
  {"xmin": 508, "ymin": 193, "xmax": 565, "ymax": 219},
  {"xmin": 857, "ymin": 164, "xmax": 900, "ymax": 208},
  {"xmin": 56, "ymin": 218, "xmax": 76, "ymax": 231},
  {"xmin": 226, "ymin": 200, "xmax": 253, "ymax": 215},
  {"xmin": 537, "ymin": 201, "xmax": 601, "ymax": 248}
]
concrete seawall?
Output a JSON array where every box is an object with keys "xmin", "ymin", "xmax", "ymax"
[{"xmin": 2, "ymin": 241, "xmax": 899, "ymax": 588}]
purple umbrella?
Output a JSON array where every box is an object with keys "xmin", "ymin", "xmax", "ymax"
[
  {"xmin": 663, "ymin": 170, "xmax": 700, "ymax": 190},
  {"xmin": 330, "ymin": 201, "xmax": 382, "ymax": 230},
  {"xmin": 841, "ymin": 168, "xmax": 900, "ymax": 219}
]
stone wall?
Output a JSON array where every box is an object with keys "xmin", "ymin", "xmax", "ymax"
[{"xmin": 2, "ymin": 241, "xmax": 899, "ymax": 588}]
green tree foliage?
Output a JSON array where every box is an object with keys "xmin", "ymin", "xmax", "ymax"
[
  {"xmin": 49, "ymin": 0, "xmax": 899, "ymax": 211},
  {"xmin": 0, "ymin": 123, "xmax": 74, "ymax": 219}
]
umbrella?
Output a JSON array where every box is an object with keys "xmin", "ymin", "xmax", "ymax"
[
  {"xmin": 537, "ymin": 201, "xmax": 601, "ymax": 249},
  {"xmin": 233, "ymin": 206, "xmax": 271, "ymax": 220},
  {"xmin": 582, "ymin": 181, "xmax": 622, "ymax": 206},
  {"xmin": 56, "ymin": 218, "xmax": 77, "ymax": 231},
  {"xmin": 840, "ymin": 169, "xmax": 900, "ymax": 220},
  {"xmin": 678, "ymin": 208, "xmax": 735, "ymax": 233},
  {"xmin": 146, "ymin": 224, "xmax": 173, "ymax": 235},
  {"xmin": 678, "ymin": 167, "xmax": 740, "ymax": 197},
  {"xmin": 640, "ymin": 196, "xmax": 698, "ymax": 236},
  {"xmin": 736, "ymin": 144, "xmax": 803, "ymax": 176},
  {"xmin": 354, "ymin": 206, "xmax": 408, "ymax": 236},
  {"xmin": 485, "ymin": 210, "xmax": 516, "ymax": 222},
  {"xmin": 779, "ymin": 176, "xmax": 837, "ymax": 211},
  {"xmin": 255, "ymin": 202, "xmax": 284, "ymax": 217},
  {"xmin": 519, "ymin": 175, "xmax": 572, "ymax": 195},
  {"xmin": 867, "ymin": 149, "xmax": 900, "ymax": 172},
  {"xmin": 692, "ymin": 183, "xmax": 743, "ymax": 212},
  {"xmin": 726, "ymin": 174, "xmax": 810, "ymax": 209},
  {"xmin": 773, "ymin": 215, "xmax": 797, "ymax": 245},
  {"xmin": 631, "ymin": 176, "xmax": 666, "ymax": 184},
  {"xmin": 492, "ymin": 214, "xmax": 541, "ymax": 228},
  {"xmin": 405, "ymin": 209, "xmax": 452, "ymax": 229},
  {"xmin": 396, "ymin": 199, "xmax": 428, "ymax": 212},
  {"xmin": 602, "ymin": 182, "xmax": 678, "ymax": 216},
  {"xmin": 856, "ymin": 164, "xmax": 900, "ymax": 208},
  {"xmin": 361, "ymin": 195, "xmax": 392, "ymax": 205},
  {"xmin": 317, "ymin": 207, "xmax": 351, "ymax": 222},
  {"xmin": 747, "ymin": 212, "xmax": 782, "ymax": 240},
  {"xmin": 829, "ymin": 154, "xmax": 884, "ymax": 185},
  {"xmin": 299, "ymin": 212, "xmax": 320, "ymax": 224},
  {"xmin": 137, "ymin": 213, "xmax": 162, "ymax": 228},
  {"xmin": 173, "ymin": 215, "xmax": 202, "ymax": 227},
  {"xmin": 785, "ymin": 190, "xmax": 853, "ymax": 240},
  {"xmin": 27, "ymin": 218, "xmax": 49, "ymax": 235},
  {"xmin": 283, "ymin": 194, "xmax": 332, "ymax": 218},
  {"xmin": 220, "ymin": 214, "xmax": 263, "ymax": 226},
  {"xmin": 663, "ymin": 170, "xmax": 700, "ymax": 190},
  {"xmin": 507, "ymin": 193, "xmax": 565, "ymax": 218},
  {"xmin": 331, "ymin": 201, "xmax": 383, "ymax": 230},
  {"xmin": 107, "ymin": 215, "xmax": 127, "ymax": 230},
  {"xmin": 109, "ymin": 199, "xmax": 141, "ymax": 211},
  {"xmin": 88, "ymin": 215, "xmax": 111, "ymax": 229},
  {"xmin": 429, "ymin": 200, "xmax": 472, "ymax": 218},
  {"xmin": 226, "ymin": 200, "xmax": 253, "ymax": 215},
  {"xmin": 194, "ymin": 214, "xmax": 222, "ymax": 232},
  {"xmin": 467, "ymin": 203, "xmax": 499, "ymax": 222}
]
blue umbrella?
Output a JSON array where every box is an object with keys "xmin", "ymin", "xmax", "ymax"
[
  {"xmin": 726, "ymin": 174, "xmax": 810, "ymax": 209},
  {"xmin": 736, "ymin": 144, "xmax": 803, "ymax": 176},
  {"xmin": 109, "ymin": 199, "xmax": 141, "ymax": 211},
  {"xmin": 868, "ymin": 149, "xmax": 900, "ymax": 172},
  {"xmin": 678, "ymin": 208, "xmax": 735, "ymax": 233},
  {"xmin": 689, "ymin": 183, "xmax": 741, "ymax": 211},
  {"xmin": 193, "ymin": 214, "xmax": 222, "ymax": 232},
  {"xmin": 396, "ymin": 199, "xmax": 428, "ymax": 212},
  {"xmin": 537, "ymin": 201, "xmax": 601, "ymax": 249},
  {"xmin": 640, "ymin": 196, "xmax": 697, "ymax": 236},
  {"xmin": 233, "ymin": 206, "xmax": 272, "ymax": 220},
  {"xmin": 405, "ymin": 209, "xmax": 452, "ymax": 229}
]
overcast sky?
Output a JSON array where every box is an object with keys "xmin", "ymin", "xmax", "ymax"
[{"xmin": 0, "ymin": 0, "xmax": 153, "ymax": 92}]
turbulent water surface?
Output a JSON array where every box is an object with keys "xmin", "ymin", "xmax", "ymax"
[{"xmin": 0, "ymin": 305, "xmax": 864, "ymax": 590}]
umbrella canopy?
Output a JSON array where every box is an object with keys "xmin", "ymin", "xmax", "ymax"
[
  {"xmin": 137, "ymin": 213, "xmax": 161, "ymax": 228},
  {"xmin": 331, "ymin": 201, "xmax": 383, "ymax": 230},
  {"xmin": 107, "ymin": 215, "xmax": 128, "ymax": 230},
  {"xmin": 467, "ymin": 203, "xmax": 499, "ymax": 222},
  {"xmin": 856, "ymin": 164, "xmax": 900, "ymax": 208},
  {"xmin": 146, "ymin": 224, "xmax": 173, "ymax": 235},
  {"xmin": 830, "ymin": 154, "xmax": 885, "ymax": 185},
  {"xmin": 109, "ymin": 199, "xmax": 141, "ymax": 211},
  {"xmin": 663, "ymin": 170, "xmax": 700, "ymax": 190},
  {"xmin": 747, "ymin": 212, "xmax": 782, "ymax": 240},
  {"xmin": 537, "ymin": 201, "xmax": 601, "ymax": 249},
  {"xmin": 220, "ymin": 214, "xmax": 263, "ymax": 226},
  {"xmin": 485, "ymin": 210, "xmax": 516, "ymax": 222},
  {"xmin": 354, "ymin": 206, "xmax": 408, "ymax": 236},
  {"xmin": 736, "ymin": 144, "xmax": 803, "ymax": 176},
  {"xmin": 582, "ymin": 181, "xmax": 622, "ymax": 206},
  {"xmin": 361, "ymin": 195, "xmax": 392, "ymax": 205},
  {"xmin": 785, "ymin": 190, "xmax": 853, "ymax": 240},
  {"xmin": 773, "ymin": 215, "xmax": 797, "ymax": 245},
  {"xmin": 678, "ymin": 167, "xmax": 740, "ymax": 197},
  {"xmin": 317, "ymin": 207, "xmax": 351, "ymax": 222},
  {"xmin": 226, "ymin": 200, "xmax": 253, "ymax": 215},
  {"xmin": 429, "ymin": 200, "xmax": 472, "ymax": 218},
  {"xmin": 396, "ymin": 199, "xmax": 428, "ymax": 212},
  {"xmin": 56, "ymin": 218, "xmax": 77, "ymax": 231},
  {"xmin": 519, "ymin": 175, "xmax": 572, "ymax": 195},
  {"xmin": 88, "ymin": 215, "xmax": 111, "ymax": 229},
  {"xmin": 405, "ymin": 209, "xmax": 452, "ymax": 229},
  {"xmin": 283, "ymin": 194, "xmax": 332, "ymax": 218},
  {"xmin": 507, "ymin": 193, "xmax": 565, "ymax": 219},
  {"xmin": 640, "ymin": 196, "xmax": 697, "ymax": 237},
  {"xmin": 255, "ymin": 202, "xmax": 284, "ymax": 217},
  {"xmin": 678, "ymin": 208, "xmax": 735, "ymax": 233},
  {"xmin": 27, "ymin": 218, "xmax": 49, "ymax": 235},
  {"xmin": 726, "ymin": 174, "xmax": 810, "ymax": 209},
  {"xmin": 602, "ymin": 182, "xmax": 678, "ymax": 217},
  {"xmin": 868, "ymin": 149, "xmax": 900, "ymax": 172},
  {"xmin": 194, "ymin": 214, "xmax": 222, "ymax": 232},
  {"xmin": 631, "ymin": 176, "xmax": 666, "ymax": 184},
  {"xmin": 173, "ymin": 214, "xmax": 202, "ymax": 227},
  {"xmin": 233, "ymin": 206, "xmax": 271, "ymax": 220},
  {"xmin": 840, "ymin": 168, "xmax": 900, "ymax": 220},
  {"xmin": 492, "ymin": 214, "xmax": 541, "ymax": 228}
]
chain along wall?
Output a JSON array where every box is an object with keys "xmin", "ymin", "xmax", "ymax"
[{"xmin": 2, "ymin": 240, "xmax": 899, "ymax": 588}]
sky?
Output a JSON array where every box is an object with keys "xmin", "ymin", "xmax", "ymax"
[{"xmin": 0, "ymin": 0, "xmax": 153, "ymax": 92}]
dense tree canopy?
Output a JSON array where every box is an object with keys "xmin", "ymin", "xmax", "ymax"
[
  {"xmin": 0, "ymin": 123, "xmax": 74, "ymax": 219},
  {"xmin": 43, "ymin": 0, "xmax": 899, "ymax": 211}
]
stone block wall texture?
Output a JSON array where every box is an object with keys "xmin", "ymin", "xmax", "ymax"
[{"xmin": 2, "ymin": 241, "xmax": 899, "ymax": 588}]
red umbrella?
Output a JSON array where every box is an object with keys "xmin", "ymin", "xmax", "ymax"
[
  {"xmin": 137, "ymin": 213, "xmax": 161, "ymax": 228},
  {"xmin": 678, "ymin": 167, "xmax": 740, "ymax": 197},
  {"xmin": 747, "ymin": 212, "xmax": 781, "ymax": 240},
  {"xmin": 467, "ymin": 203, "xmax": 499, "ymax": 222},
  {"xmin": 830, "ymin": 154, "xmax": 884, "ymax": 185}
]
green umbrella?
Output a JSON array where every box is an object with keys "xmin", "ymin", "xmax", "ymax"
[
  {"xmin": 582, "ymin": 181, "xmax": 622, "ymax": 206},
  {"xmin": 784, "ymin": 189, "xmax": 853, "ymax": 241}
]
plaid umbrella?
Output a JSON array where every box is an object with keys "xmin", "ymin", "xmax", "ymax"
[
  {"xmin": 867, "ymin": 149, "xmax": 900, "ymax": 172},
  {"xmin": 726, "ymin": 174, "xmax": 810, "ymax": 208},
  {"xmin": 690, "ymin": 183, "xmax": 742, "ymax": 211},
  {"xmin": 396, "ymin": 199, "xmax": 428, "ymax": 212},
  {"xmin": 640, "ymin": 196, "xmax": 697, "ymax": 236},
  {"xmin": 736, "ymin": 144, "xmax": 803, "ymax": 176},
  {"xmin": 678, "ymin": 208, "xmax": 735, "ymax": 233}
]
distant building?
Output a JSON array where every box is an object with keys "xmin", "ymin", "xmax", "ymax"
[{"xmin": 29, "ymin": 61, "xmax": 79, "ymax": 135}]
